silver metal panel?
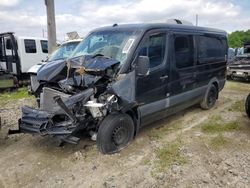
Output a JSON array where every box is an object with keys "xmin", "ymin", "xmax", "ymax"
[
  {"xmin": 30, "ymin": 75, "xmax": 40, "ymax": 92},
  {"xmin": 40, "ymin": 87, "xmax": 71, "ymax": 112}
]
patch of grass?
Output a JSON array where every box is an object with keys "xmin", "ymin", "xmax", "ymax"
[
  {"xmin": 209, "ymin": 134, "xmax": 229, "ymax": 149},
  {"xmin": 148, "ymin": 120, "xmax": 182, "ymax": 140},
  {"xmin": 228, "ymin": 99, "xmax": 245, "ymax": 112},
  {"xmin": 201, "ymin": 116, "xmax": 240, "ymax": 133},
  {"xmin": 0, "ymin": 79, "xmax": 14, "ymax": 88},
  {"xmin": 225, "ymin": 81, "xmax": 250, "ymax": 92},
  {"xmin": 141, "ymin": 156, "xmax": 151, "ymax": 165},
  {"xmin": 0, "ymin": 87, "xmax": 31, "ymax": 105},
  {"xmin": 154, "ymin": 139, "xmax": 187, "ymax": 172}
]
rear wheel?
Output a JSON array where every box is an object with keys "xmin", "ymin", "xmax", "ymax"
[
  {"xmin": 200, "ymin": 84, "xmax": 218, "ymax": 110},
  {"xmin": 97, "ymin": 113, "xmax": 134, "ymax": 154},
  {"xmin": 245, "ymin": 93, "xmax": 250, "ymax": 118}
]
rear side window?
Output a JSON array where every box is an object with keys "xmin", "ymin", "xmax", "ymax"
[
  {"xmin": 174, "ymin": 35, "xmax": 194, "ymax": 69},
  {"xmin": 138, "ymin": 33, "xmax": 166, "ymax": 68},
  {"xmin": 40, "ymin": 40, "xmax": 48, "ymax": 53},
  {"xmin": 24, "ymin": 39, "xmax": 36, "ymax": 53},
  {"xmin": 197, "ymin": 36, "xmax": 226, "ymax": 64},
  {"xmin": 6, "ymin": 38, "xmax": 13, "ymax": 50}
]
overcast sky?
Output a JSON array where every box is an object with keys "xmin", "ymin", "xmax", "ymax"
[{"xmin": 0, "ymin": 0, "xmax": 249, "ymax": 40}]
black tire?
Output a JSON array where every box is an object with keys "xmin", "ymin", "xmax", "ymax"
[
  {"xmin": 231, "ymin": 75, "xmax": 234, "ymax": 80},
  {"xmin": 200, "ymin": 84, "xmax": 218, "ymax": 110},
  {"xmin": 245, "ymin": 93, "xmax": 250, "ymax": 118},
  {"xmin": 97, "ymin": 113, "xmax": 134, "ymax": 154}
]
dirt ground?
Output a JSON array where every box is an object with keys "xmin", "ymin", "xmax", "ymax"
[{"xmin": 0, "ymin": 81, "xmax": 250, "ymax": 188}]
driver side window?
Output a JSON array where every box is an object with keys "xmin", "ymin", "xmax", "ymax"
[{"xmin": 138, "ymin": 32, "xmax": 166, "ymax": 68}]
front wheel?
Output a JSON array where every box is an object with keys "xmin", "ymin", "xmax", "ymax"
[
  {"xmin": 245, "ymin": 93, "xmax": 250, "ymax": 118},
  {"xmin": 97, "ymin": 114, "xmax": 134, "ymax": 154},
  {"xmin": 200, "ymin": 84, "xmax": 218, "ymax": 110}
]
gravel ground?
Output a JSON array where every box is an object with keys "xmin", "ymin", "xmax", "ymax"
[{"xmin": 0, "ymin": 81, "xmax": 250, "ymax": 188}]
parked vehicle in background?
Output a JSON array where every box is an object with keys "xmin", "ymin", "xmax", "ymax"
[
  {"xmin": 236, "ymin": 47, "xmax": 244, "ymax": 56},
  {"xmin": 227, "ymin": 48, "xmax": 236, "ymax": 64},
  {"xmin": 28, "ymin": 38, "xmax": 82, "ymax": 97},
  {"xmin": 0, "ymin": 32, "xmax": 48, "ymax": 88},
  {"xmin": 11, "ymin": 21, "xmax": 228, "ymax": 154},
  {"xmin": 227, "ymin": 42, "xmax": 250, "ymax": 81}
]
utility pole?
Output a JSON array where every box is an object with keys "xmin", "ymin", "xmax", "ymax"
[
  {"xmin": 45, "ymin": 0, "xmax": 57, "ymax": 55},
  {"xmin": 196, "ymin": 14, "xmax": 198, "ymax": 26}
]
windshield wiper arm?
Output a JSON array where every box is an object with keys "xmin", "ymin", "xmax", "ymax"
[
  {"xmin": 92, "ymin": 53, "xmax": 104, "ymax": 58},
  {"xmin": 92, "ymin": 53, "xmax": 112, "ymax": 59}
]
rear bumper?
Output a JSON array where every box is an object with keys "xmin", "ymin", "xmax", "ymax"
[{"xmin": 227, "ymin": 69, "xmax": 250, "ymax": 79}]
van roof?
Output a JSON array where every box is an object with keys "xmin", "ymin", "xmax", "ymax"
[{"xmin": 92, "ymin": 23, "xmax": 227, "ymax": 36}]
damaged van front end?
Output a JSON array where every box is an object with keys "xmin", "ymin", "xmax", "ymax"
[
  {"xmin": 19, "ymin": 87, "xmax": 95, "ymax": 144},
  {"xmin": 10, "ymin": 27, "xmax": 145, "ymax": 154},
  {"xmin": 17, "ymin": 54, "xmax": 137, "ymax": 143}
]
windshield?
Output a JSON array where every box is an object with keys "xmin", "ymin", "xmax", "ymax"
[
  {"xmin": 71, "ymin": 29, "xmax": 141, "ymax": 64},
  {"xmin": 49, "ymin": 41, "xmax": 80, "ymax": 61}
]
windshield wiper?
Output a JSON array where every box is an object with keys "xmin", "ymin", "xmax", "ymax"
[
  {"xmin": 92, "ymin": 53, "xmax": 104, "ymax": 58},
  {"xmin": 92, "ymin": 53, "xmax": 112, "ymax": 59}
]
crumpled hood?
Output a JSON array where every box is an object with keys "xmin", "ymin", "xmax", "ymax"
[
  {"xmin": 37, "ymin": 55, "xmax": 120, "ymax": 83},
  {"xmin": 37, "ymin": 59, "xmax": 66, "ymax": 82}
]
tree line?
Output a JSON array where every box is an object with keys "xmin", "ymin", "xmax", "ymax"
[{"xmin": 228, "ymin": 29, "xmax": 250, "ymax": 48}]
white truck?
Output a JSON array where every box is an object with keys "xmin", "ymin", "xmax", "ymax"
[{"xmin": 0, "ymin": 32, "xmax": 48, "ymax": 88}]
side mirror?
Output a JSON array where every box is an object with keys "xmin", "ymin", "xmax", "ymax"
[{"xmin": 137, "ymin": 56, "xmax": 149, "ymax": 76}]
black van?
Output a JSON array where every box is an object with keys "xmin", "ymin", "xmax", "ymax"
[{"xmin": 13, "ymin": 23, "xmax": 228, "ymax": 154}]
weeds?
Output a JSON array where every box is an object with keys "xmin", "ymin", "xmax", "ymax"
[
  {"xmin": 229, "ymin": 99, "xmax": 245, "ymax": 112},
  {"xmin": 201, "ymin": 115, "xmax": 239, "ymax": 133},
  {"xmin": 148, "ymin": 120, "xmax": 182, "ymax": 140},
  {"xmin": 225, "ymin": 81, "xmax": 250, "ymax": 92},
  {"xmin": 0, "ymin": 87, "xmax": 31, "ymax": 105},
  {"xmin": 209, "ymin": 134, "xmax": 229, "ymax": 150},
  {"xmin": 154, "ymin": 137, "xmax": 186, "ymax": 172}
]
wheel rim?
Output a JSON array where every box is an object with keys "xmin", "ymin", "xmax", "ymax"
[
  {"xmin": 112, "ymin": 120, "xmax": 129, "ymax": 146},
  {"xmin": 208, "ymin": 88, "xmax": 216, "ymax": 106}
]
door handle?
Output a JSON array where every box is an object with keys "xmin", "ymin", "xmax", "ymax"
[{"xmin": 160, "ymin": 75, "xmax": 168, "ymax": 80}]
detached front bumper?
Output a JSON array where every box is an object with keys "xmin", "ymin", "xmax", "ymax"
[
  {"xmin": 19, "ymin": 106, "xmax": 74, "ymax": 134},
  {"xmin": 16, "ymin": 106, "xmax": 80, "ymax": 144},
  {"xmin": 10, "ymin": 88, "xmax": 95, "ymax": 144},
  {"xmin": 19, "ymin": 106, "xmax": 52, "ymax": 134}
]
